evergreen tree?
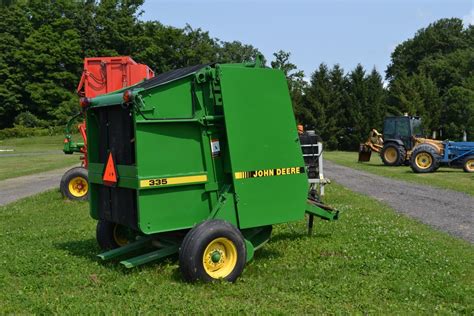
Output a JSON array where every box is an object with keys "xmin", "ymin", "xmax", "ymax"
[
  {"xmin": 365, "ymin": 68, "xmax": 386, "ymax": 131},
  {"xmin": 325, "ymin": 65, "xmax": 346, "ymax": 149},
  {"xmin": 340, "ymin": 64, "xmax": 367, "ymax": 150},
  {"xmin": 303, "ymin": 64, "xmax": 330, "ymax": 139}
]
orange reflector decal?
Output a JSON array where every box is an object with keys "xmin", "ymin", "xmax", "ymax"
[{"xmin": 103, "ymin": 152, "xmax": 118, "ymax": 186}]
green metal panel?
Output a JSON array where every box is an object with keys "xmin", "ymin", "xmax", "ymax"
[
  {"xmin": 134, "ymin": 120, "xmax": 210, "ymax": 234},
  {"xmin": 87, "ymin": 163, "xmax": 137, "ymax": 189},
  {"xmin": 135, "ymin": 122, "xmax": 206, "ymax": 177},
  {"xmin": 138, "ymin": 184, "xmax": 210, "ymax": 234},
  {"xmin": 137, "ymin": 78, "xmax": 194, "ymax": 118},
  {"xmin": 218, "ymin": 65, "xmax": 308, "ymax": 228}
]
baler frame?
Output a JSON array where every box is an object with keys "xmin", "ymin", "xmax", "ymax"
[
  {"xmin": 83, "ymin": 59, "xmax": 339, "ymax": 281},
  {"xmin": 97, "ymin": 201, "xmax": 336, "ymax": 269}
]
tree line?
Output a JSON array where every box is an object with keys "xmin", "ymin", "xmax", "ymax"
[
  {"xmin": 0, "ymin": 0, "xmax": 261, "ymax": 128},
  {"xmin": 0, "ymin": 1, "xmax": 472, "ymax": 150},
  {"xmin": 280, "ymin": 18, "xmax": 473, "ymax": 149}
]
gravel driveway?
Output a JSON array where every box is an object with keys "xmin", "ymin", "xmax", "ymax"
[
  {"xmin": 0, "ymin": 166, "xmax": 75, "ymax": 207},
  {"xmin": 324, "ymin": 160, "xmax": 473, "ymax": 243}
]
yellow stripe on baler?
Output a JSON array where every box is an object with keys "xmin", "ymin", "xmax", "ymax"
[{"xmin": 140, "ymin": 174, "xmax": 208, "ymax": 188}]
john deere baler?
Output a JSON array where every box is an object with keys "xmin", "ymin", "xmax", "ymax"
[{"xmin": 83, "ymin": 58, "xmax": 338, "ymax": 282}]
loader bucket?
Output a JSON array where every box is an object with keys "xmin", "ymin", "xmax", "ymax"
[{"xmin": 358, "ymin": 144, "xmax": 372, "ymax": 162}]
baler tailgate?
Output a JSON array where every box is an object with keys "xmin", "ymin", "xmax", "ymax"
[{"xmin": 218, "ymin": 66, "xmax": 308, "ymax": 228}]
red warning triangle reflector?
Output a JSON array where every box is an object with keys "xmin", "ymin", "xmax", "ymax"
[{"xmin": 103, "ymin": 152, "xmax": 118, "ymax": 187}]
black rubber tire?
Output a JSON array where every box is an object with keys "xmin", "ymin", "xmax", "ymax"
[
  {"xmin": 60, "ymin": 166, "xmax": 89, "ymax": 201},
  {"xmin": 179, "ymin": 220, "xmax": 246, "ymax": 283},
  {"xmin": 409, "ymin": 144, "xmax": 440, "ymax": 173},
  {"xmin": 381, "ymin": 143, "xmax": 406, "ymax": 166},
  {"xmin": 462, "ymin": 155, "xmax": 474, "ymax": 173},
  {"xmin": 96, "ymin": 220, "xmax": 134, "ymax": 251}
]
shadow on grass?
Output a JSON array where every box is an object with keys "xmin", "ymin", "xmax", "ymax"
[
  {"xmin": 53, "ymin": 230, "xmax": 333, "ymax": 278},
  {"xmin": 55, "ymin": 238, "xmax": 180, "ymax": 274},
  {"xmin": 253, "ymin": 247, "xmax": 282, "ymax": 260},
  {"xmin": 54, "ymin": 238, "xmax": 98, "ymax": 261},
  {"xmin": 270, "ymin": 231, "xmax": 332, "ymax": 243}
]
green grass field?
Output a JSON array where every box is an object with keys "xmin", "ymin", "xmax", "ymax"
[
  {"xmin": 1, "ymin": 186, "xmax": 472, "ymax": 314},
  {"xmin": 325, "ymin": 151, "xmax": 473, "ymax": 196},
  {"xmin": 0, "ymin": 135, "xmax": 79, "ymax": 180}
]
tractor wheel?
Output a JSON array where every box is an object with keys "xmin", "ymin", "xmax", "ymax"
[
  {"xmin": 96, "ymin": 220, "xmax": 136, "ymax": 251},
  {"xmin": 60, "ymin": 167, "xmax": 89, "ymax": 201},
  {"xmin": 179, "ymin": 219, "xmax": 246, "ymax": 283},
  {"xmin": 463, "ymin": 156, "xmax": 474, "ymax": 173},
  {"xmin": 410, "ymin": 144, "xmax": 440, "ymax": 173},
  {"xmin": 381, "ymin": 143, "xmax": 406, "ymax": 166}
]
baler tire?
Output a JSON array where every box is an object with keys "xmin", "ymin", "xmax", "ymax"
[
  {"xmin": 409, "ymin": 144, "xmax": 440, "ymax": 173},
  {"xmin": 96, "ymin": 220, "xmax": 134, "ymax": 251},
  {"xmin": 463, "ymin": 156, "xmax": 474, "ymax": 173},
  {"xmin": 179, "ymin": 219, "xmax": 246, "ymax": 283},
  {"xmin": 381, "ymin": 144, "xmax": 406, "ymax": 166},
  {"xmin": 60, "ymin": 167, "xmax": 89, "ymax": 201}
]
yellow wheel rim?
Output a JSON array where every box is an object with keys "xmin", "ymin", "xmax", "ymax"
[
  {"xmin": 113, "ymin": 225, "xmax": 129, "ymax": 247},
  {"xmin": 202, "ymin": 237, "xmax": 237, "ymax": 279},
  {"xmin": 68, "ymin": 176, "xmax": 88, "ymax": 198},
  {"xmin": 384, "ymin": 147, "xmax": 397, "ymax": 163},
  {"xmin": 466, "ymin": 159, "xmax": 474, "ymax": 172},
  {"xmin": 415, "ymin": 152, "xmax": 433, "ymax": 169}
]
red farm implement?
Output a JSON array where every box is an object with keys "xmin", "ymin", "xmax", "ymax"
[{"xmin": 61, "ymin": 56, "xmax": 154, "ymax": 200}]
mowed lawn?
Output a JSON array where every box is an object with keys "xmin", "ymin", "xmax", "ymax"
[
  {"xmin": 1, "ymin": 186, "xmax": 472, "ymax": 314},
  {"xmin": 0, "ymin": 135, "xmax": 79, "ymax": 180},
  {"xmin": 325, "ymin": 151, "xmax": 473, "ymax": 196}
]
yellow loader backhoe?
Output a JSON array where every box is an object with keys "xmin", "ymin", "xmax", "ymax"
[{"xmin": 359, "ymin": 116, "xmax": 443, "ymax": 166}]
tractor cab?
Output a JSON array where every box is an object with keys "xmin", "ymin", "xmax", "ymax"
[
  {"xmin": 383, "ymin": 116, "xmax": 423, "ymax": 150},
  {"xmin": 359, "ymin": 115, "xmax": 425, "ymax": 166}
]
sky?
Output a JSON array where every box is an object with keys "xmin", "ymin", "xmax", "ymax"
[{"xmin": 140, "ymin": 0, "xmax": 474, "ymax": 78}]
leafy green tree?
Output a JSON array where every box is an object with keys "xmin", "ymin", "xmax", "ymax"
[
  {"xmin": 386, "ymin": 18, "xmax": 470, "ymax": 81},
  {"xmin": 0, "ymin": 1, "xmax": 31, "ymax": 127},
  {"xmin": 14, "ymin": 111, "xmax": 45, "ymax": 128},
  {"xmin": 442, "ymin": 86, "xmax": 474, "ymax": 139},
  {"xmin": 16, "ymin": 23, "xmax": 82, "ymax": 124},
  {"xmin": 0, "ymin": 0, "xmax": 263, "ymax": 128},
  {"xmin": 387, "ymin": 18, "xmax": 473, "ymax": 140},
  {"xmin": 418, "ymin": 49, "xmax": 474, "ymax": 95},
  {"xmin": 218, "ymin": 41, "xmax": 262, "ymax": 64}
]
